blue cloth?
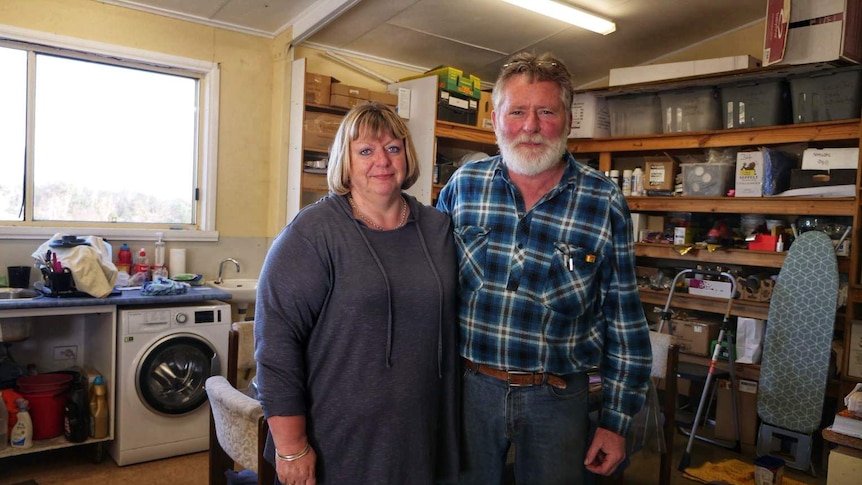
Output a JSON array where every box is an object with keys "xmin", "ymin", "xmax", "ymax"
[
  {"xmin": 459, "ymin": 369, "xmax": 590, "ymax": 484},
  {"xmin": 141, "ymin": 275, "xmax": 190, "ymax": 296},
  {"xmin": 436, "ymin": 153, "xmax": 651, "ymax": 436},
  {"xmin": 225, "ymin": 468, "xmax": 258, "ymax": 485}
]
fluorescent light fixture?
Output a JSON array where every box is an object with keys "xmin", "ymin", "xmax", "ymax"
[{"xmin": 501, "ymin": 0, "xmax": 616, "ymax": 35}]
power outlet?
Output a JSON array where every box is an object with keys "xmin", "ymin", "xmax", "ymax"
[{"xmin": 53, "ymin": 345, "xmax": 78, "ymax": 361}]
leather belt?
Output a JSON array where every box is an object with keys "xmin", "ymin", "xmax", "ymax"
[{"xmin": 462, "ymin": 358, "xmax": 567, "ymax": 390}]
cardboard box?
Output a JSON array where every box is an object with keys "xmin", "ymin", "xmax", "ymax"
[
  {"xmin": 645, "ymin": 157, "xmax": 679, "ymax": 191},
  {"xmin": 848, "ymin": 320, "xmax": 862, "ymax": 378},
  {"xmin": 330, "ymin": 83, "xmax": 369, "ymax": 100},
  {"xmin": 303, "ymin": 111, "xmax": 343, "ymax": 151},
  {"xmin": 672, "ymin": 318, "xmax": 722, "ymax": 356},
  {"xmin": 735, "ymin": 149, "xmax": 795, "ymax": 197},
  {"xmin": 368, "ymin": 90, "xmax": 398, "ymax": 106},
  {"xmin": 686, "ymin": 278, "xmax": 733, "ymax": 299},
  {"xmin": 736, "ymin": 275, "xmax": 775, "ymax": 302},
  {"xmin": 608, "ymin": 55, "xmax": 761, "ymax": 86},
  {"xmin": 801, "ymin": 147, "xmax": 859, "ymax": 170},
  {"xmin": 715, "ymin": 378, "xmax": 759, "ymax": 445},
  {"xmin": 329, "ymin": 94, "xmax": 366, "ymax": 109},
  {"xmin": 828, "ymin": 447, "xmax": 862, "ymax": 484},
  {"xmin": 305, "ymin": 73, "xmax": 337, "ymax": 105},
  {"xmin": 767, "ymin": 0, "xmax": 862, "ymax": 66},
  {"xmin": 569, "ymin": 93, "xmax": 610, "ymax": 138},
  {"xmin": 476, "ymin": 91, "xmax": 493, "ymax": 129}
]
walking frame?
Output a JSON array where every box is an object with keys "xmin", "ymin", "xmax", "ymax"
[{"xmin": 655, "ymin": 268, "xmax": 741, "ymax": 472}]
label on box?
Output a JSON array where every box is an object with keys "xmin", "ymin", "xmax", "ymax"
[
  {"xmin": 687, "ymin": 278, "xmax": 733, "ymax": 298},
  {"xmin": 801, "ymin": 147, "xmax": 859, "ymax": 170},
  {"xmin": 736, "ymin": 151, "xmax": 764, "ymax": 197}
]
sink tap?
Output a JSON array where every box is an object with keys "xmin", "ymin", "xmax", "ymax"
[{"xmin": 216, "ymin": 258, "xmax": 240, "ymax": 284}]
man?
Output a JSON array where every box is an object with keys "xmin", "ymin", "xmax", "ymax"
[{"xmin": 437, "ymin": 52, "xmax": 652, "ymax": 484}]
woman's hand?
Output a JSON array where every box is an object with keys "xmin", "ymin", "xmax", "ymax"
[{"xmin": 276, "ymin": 444, "xmax": 317, "ymax": 485}]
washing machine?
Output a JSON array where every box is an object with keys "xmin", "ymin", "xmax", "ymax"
[{"xmin": 109, "ymin": 301, "xmax": 231, "ymax": 466}]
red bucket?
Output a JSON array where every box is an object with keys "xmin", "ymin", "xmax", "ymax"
[{"xmin": 22, "ymin": 390, "xmax": 69, "ymax": 440}]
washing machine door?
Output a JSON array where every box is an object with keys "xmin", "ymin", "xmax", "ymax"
[{"xmin": 136, "ymin": 333, "xmax": 220, "ymax": 416}]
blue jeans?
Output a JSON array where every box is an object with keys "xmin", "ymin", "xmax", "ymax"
[{"xmin": 459, "ymin": 367, "xmax": 590, "ymax": 485}]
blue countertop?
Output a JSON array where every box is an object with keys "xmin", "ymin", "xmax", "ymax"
[{"xmin": 0, "ymin": 286, "xmax": 233, "ymax": 311}]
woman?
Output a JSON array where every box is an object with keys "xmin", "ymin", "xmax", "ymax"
[{"xmin": 255, "ymin": 102, "xmax": 459, "ymax": 484}]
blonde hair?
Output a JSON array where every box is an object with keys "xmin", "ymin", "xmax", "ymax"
[
  {"xmin": 492, "ymin": 52, "xmax": 575, "ymax": 113},
  {"xmin": 327, "ymin": 102, "xmax": 420, "ymax": 195}
]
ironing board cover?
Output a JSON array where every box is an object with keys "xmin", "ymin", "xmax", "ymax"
[{"xmin": 758, "ymin": 230, "xmax": 837, "ymax": 433}]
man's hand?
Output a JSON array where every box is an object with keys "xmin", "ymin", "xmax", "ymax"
[{"xmin": 584, "ymin": 427, "xmax": 626, "ymax": 476}]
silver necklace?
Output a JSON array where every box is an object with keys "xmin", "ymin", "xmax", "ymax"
[{"xmin": 348, "ymin": 195, "xmax": 408, "ymax": 230}]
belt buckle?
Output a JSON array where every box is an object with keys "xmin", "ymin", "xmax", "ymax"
[{"xmin": 506, "ymin": 370, "xmax": 536, "ymax": 387}]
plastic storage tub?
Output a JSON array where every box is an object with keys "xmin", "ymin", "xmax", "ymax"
[
  {"xmin": 606, "ymin": 93, "xmax": 662, "ymax": 136},
  {"xmin": 682, "ymin": 163, "xmax": 735, "ymax": 196},
  {"xmin": 719, "ymin": 79, "xmax": 791, "ymax": 129},
  {"xmin": 659, "ymin": 87, "xmax": 721, "ymax": 133},
  {"xmin": 788, "ymin": 66, "xmax": 862, "ymax": 123}
]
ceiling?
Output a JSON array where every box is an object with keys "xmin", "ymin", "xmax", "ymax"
[{"xmin": 104, "ymin": 0, "xmax": 767, "ymax": 87}]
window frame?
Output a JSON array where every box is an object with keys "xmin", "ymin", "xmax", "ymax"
[{"xmin": 0, "ymin": 24, "xmax": 220, "ymax": 242}]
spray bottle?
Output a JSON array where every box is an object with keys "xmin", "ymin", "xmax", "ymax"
[{"xmin": 152, "ymin": 232, "xmax": 168, "ymax": 279}]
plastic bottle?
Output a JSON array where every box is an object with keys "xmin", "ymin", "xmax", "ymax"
[
  {"xmin": 152, "ymin": 232, "xmax": 168, "ymax": 279},
  {"xmin": 133, "ymin": 248, "xmax": 150, "ymax": 281},
  {"xmin": 64, "ymin": 380, "xmax": 89, "ymax": 443},
  {"xmin": 609, "ymin": 169, "xmax": 620, "ymax": 188},
  {"xmin": 10, "ymin": 398, "xmax": 32, "ymax": 448},
  {"xmin": 89, "ymin": 375, "xmax": 109, "ymax": 439},
  {"xmin": 632, "ymin": 166, "xmax": 645, "ymax": 196},
  {"xmin": 117, "ymin": 243, "xmax": 132, "ymax": 274},
  {"xmin": 0, "ymin": 391, "xmax": 8, "ymax": 450},
  {"xmin": 622, "ymin": 169, "xmax": 632, "ymax": 196}
]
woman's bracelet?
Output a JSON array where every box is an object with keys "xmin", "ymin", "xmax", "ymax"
[{"xmin": 275, "ymin": 442, "xmax": 311, "ymax": 462}]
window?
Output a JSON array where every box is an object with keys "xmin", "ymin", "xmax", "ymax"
[{"xmin": 0, "ymin": 27, "xmax": 219, "ymax": 241}]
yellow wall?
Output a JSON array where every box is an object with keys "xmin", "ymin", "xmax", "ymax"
[{"xmin": 1, "ymin": 0, "xmax": 274, "ymax": 238}]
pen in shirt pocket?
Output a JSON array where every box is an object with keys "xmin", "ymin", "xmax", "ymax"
[{"xmin": 554, "ymin": 244, "xmax": 575, "ymax": 272}]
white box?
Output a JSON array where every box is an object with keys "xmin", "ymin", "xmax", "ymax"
[
  {"xmin": 569, "ymin": 93, "xmax": 610, "ymax": 138},
  {"xmin": 686, "ymin": 278, "xmax": 733, "ymax": 299},
  {"xmin": 631, "ymin": 213, "xmax": 648, "ymax": 242},
  {"xmin": 764, "ymin": 0, "xmax": 862, "ymax": 66},
  {"xmin": 736, "ymin": 151, "xmax": 765, "ymax": 197},
  {"xmin": 608, "ymin": 56, "xmax": 761, "ymax": 86},
  {"xmin": 848, "ymin": 320, "xmax": 862, "ymax": 378},
  {"xmin": 801, "ymin": 147, "xmax": 859, "ymax": 170}
]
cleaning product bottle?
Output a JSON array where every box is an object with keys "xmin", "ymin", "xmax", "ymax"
[
  {"xmin": 621, "ymin": 169, "xmax": 632, "ymax": 196},
  {"xmin": 0, "ymin": 390, "xmax": 8, "ymax": 450},
  {"xmin": 64, "ymin": 379, "xmax": 89, "ymax": 443},
  {"xmin": 152, "ymin": 232, "xmax": 168, "ymax": 279},
  {"xmin": 89, "ymin": 375, "xmax": 109, "ymax": 439},
  {"xmin": 632, "ymin": 166, "xmax": 645, "ymax": 196},
  {"xmin": 133, "ymin": 248, "xmax": 150, "ymax": 282},
  {"xmin": 10, "ymin": 398, "xmax": 32, "ymax": 448},
  {"xmin": 117, "ymin": 243, "xmax": 132, "ymax": 274}
]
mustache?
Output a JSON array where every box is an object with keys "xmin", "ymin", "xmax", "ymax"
[{"xmin": 511, "ymin": 134, "xmax": 549, "ymax": 145}]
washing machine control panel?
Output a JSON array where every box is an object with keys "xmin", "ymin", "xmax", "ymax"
[{"xmin": 123, "ymin": 302, "xmax": 231, "ymax": 334}]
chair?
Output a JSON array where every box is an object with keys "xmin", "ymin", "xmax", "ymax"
[
  {"xmin": 206, "ymin": 321, "xmax": 276, "ymax": 485},
  {"xmin": 649, "ymin": 331, "xmax": 680, "ymax": 485}
]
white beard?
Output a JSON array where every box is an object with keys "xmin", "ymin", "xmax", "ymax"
[{"xmin": 497, "ymin": 131, "xmax": 569, "ymax": 176}]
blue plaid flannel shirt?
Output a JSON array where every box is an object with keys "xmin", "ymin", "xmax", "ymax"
[{"xmin": 437, "ymin": 152, "xmax": 652, "ymax": 436}]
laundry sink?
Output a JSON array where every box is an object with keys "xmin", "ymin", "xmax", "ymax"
[{"xmin": 205, "ymin": 278, "xmax": 258, "ymax": 305}]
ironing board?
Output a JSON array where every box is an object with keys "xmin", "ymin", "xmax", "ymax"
[{"xmin": 757, "ymin": 230, "xmax": 837, "ymax": 471}]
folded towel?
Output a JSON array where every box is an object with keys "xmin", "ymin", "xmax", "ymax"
[
  {"xmin": 32, "ymin": 234, "xmax": 118, "ymax": 298},
  {"xmin": 142, "ymin": 275, "xmax": 190, "ymax": 296}
]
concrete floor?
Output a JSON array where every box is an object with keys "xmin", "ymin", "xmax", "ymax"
[{"xmin": 0, "ymin": 429, "xmax": 832, "ymax": 485}]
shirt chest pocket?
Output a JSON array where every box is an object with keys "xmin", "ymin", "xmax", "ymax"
[
  {"xmin": 542, "ymin": 243, "xmax": 604, "ymax": 316},
  {"xmin": 454, "ymin": 226, "xmax": 490, "ymax": 291}
]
